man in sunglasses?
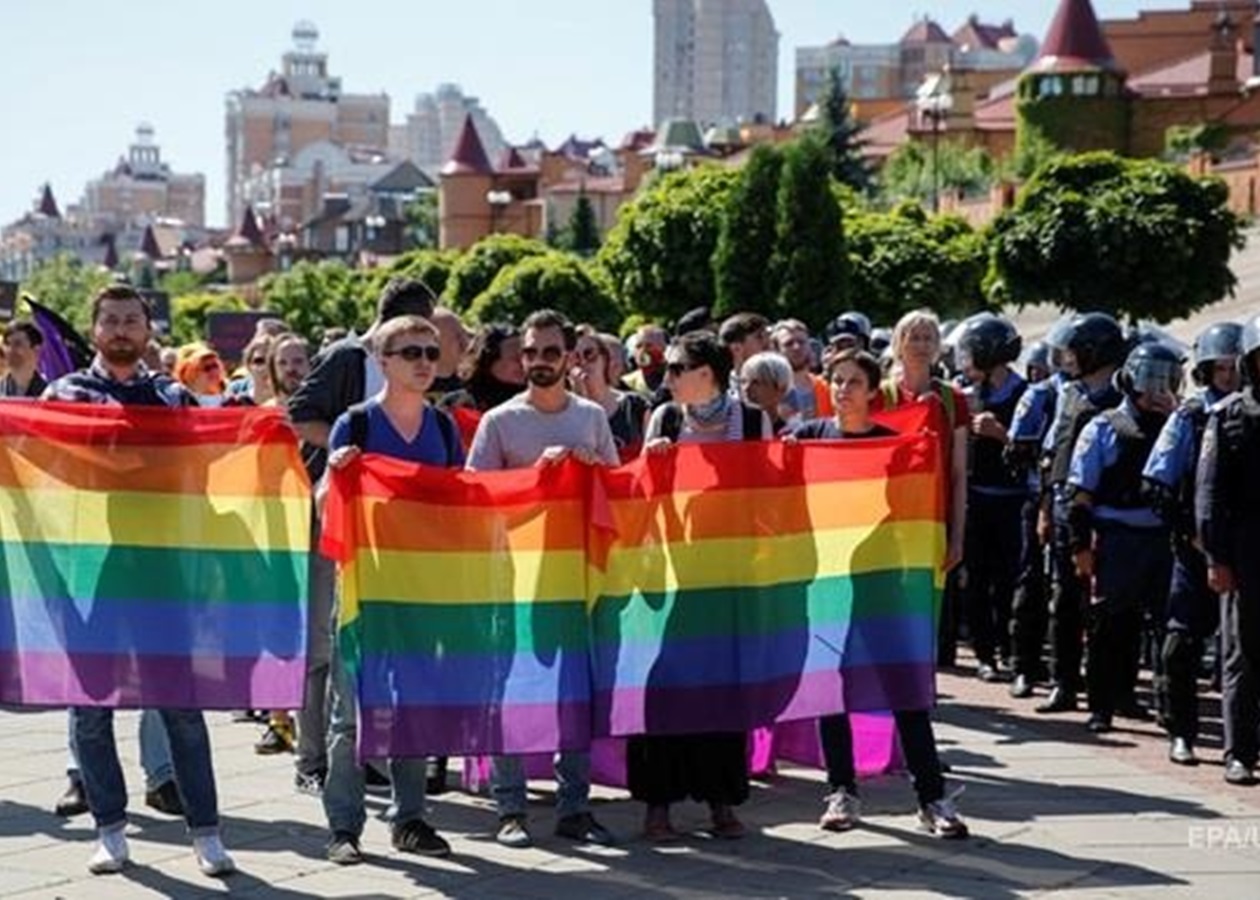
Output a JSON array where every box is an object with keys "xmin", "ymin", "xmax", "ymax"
[{"xmin": 467, "ymin": 308, "xmax": 618, "ymax": 849}]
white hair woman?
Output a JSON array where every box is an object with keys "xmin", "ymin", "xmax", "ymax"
[{"xmin": 738, "ymin": 350, "xmax": 793, "ymax": 434}]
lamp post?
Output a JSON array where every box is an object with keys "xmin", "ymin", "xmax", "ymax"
[
  {"xmin": 916, "ymin": 77, "xmax": 953, "ymax": 214},
  {"xmin": 654, "ymin": 149, "xmax": 685, "ymax": 173},
  {"xmin": 485, "ymin": 189, "xmax": 511, "ymax": 236}
]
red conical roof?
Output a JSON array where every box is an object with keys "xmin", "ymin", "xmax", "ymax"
[
  {"xmin": 236, "ymin": 205, "xmax": 266, "ymax": 248},
  {"xmin": 140, "ymin": 224, "xmax": 162, "ymax": 259},
  {"xmin": 102, "ymin": 234, "xmax": 119, "ymax": 270},
  {"xmin": 498, "ymin": 146, "xmax": 528, "ymax": 170},
  {"xmin": 441, "ymin": 115, "xmax": 493, "ymax": 176},
  {"xmin": 1030, "ymin": 0, "xmax": 1118, "ymax": 74},
  {"xmin": 38, "ymin": 183, "xmax": 61, "ymax": 218}
]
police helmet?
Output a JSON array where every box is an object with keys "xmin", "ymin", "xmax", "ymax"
[
  {"xmin": 1066, "ymin": 312, "xmax": 1127, "ymax": 376},
  {"xmin": 1045, "ymin": 315, "xmax": 1075, "ymax": 350},
  {"xmin": 954, "ymin": 312, "xmax": 1023, "ymax": 372},
  {"xmin": 1191, "ymin": 322, "xmax": 1243, "ymax": 385},
  {"xmin": 825, "ymin": 312, "xmax": 872, "ymax": 349},
  {"xmin": 1242, "ymin": 313, "xmax": 1260, "ymax": 383},
  {"xmin": 1128, "ymin": 322, "xmax": 1190, "ymax": 363},
  {"xmin": 1117, "ymin": 341, "xmax": 1183, "ymax": 398},
  {"xmin": 869, "ymin": 327, "xmax": 892, "ymax": 356},
  {"xmin": 1024, "ymin": 341, "xmax": 1051, "ymax": 376}
]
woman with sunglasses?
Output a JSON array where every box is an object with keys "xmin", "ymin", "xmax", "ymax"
[
  {"xmin": 631, "ymin": 331, "xmax": 771, "ymax": 842},
  {"xmin": 174, "ymin": 343, "xmax": 228, "ymax": 407},
  {"xmin": 569, "ymin": 325, "xmax": 649, "ymax": 462}
]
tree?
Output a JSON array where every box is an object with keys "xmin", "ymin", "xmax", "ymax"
[
  {"xmin": 713, "ymin": 144, "xmax": 783, "ymax": 319},
  {"xmin": 813, "ymin": 67, "xmax": 873, "ymax": 193},
  {"xmin": 846, "ymin": 203, "xmax": 989, "ymax": 324},
  {"xmin": 881, "ymin": 141, "xmax": 997, "ymax": 205},
  {"xmin": 171, "ymin": 292, "xmax": 249, "ymax": 346},
  {"xmin": 18, "ymin": 253, "xmax": 112, "ymax": 331},
  {"xmin": 565, "ymin": 190, "xmax": 601, "ymax": 257},
  {"xmin": 376, "ymin": 247, "xmax": 462, "ymax": 299},
  {"xmin": 468, "ymin": 253, "xmax": 621, "ymax": 330},
  {"xmin": 771, "ymin": 136, "xmax": 847, "ymax": 330},
  {"xmin": 596, "ymin": 165, "xmax": 739, "ymax": 324},
  {"xmin": 443, "ymin": 234, "xmax": 550, "ymax": 313},
  {"xmin": 402, "ymin": 193, "xmax": 439, "ymax": 250},
  {"xmin": 258, "ymin": 260, "xmax": 375, "ymax": 342},
  {"xmin": 990, "ymin": 152, "xmax": 1245, "ymax": 323}
]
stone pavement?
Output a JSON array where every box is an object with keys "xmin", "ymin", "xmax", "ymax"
[{"xmin": 0, "ymin": 663, "xmax": 1258, "ymax": 899}]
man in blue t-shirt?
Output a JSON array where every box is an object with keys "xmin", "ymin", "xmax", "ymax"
[{"xmin": 320, "ymin": 315, "xmax": 463, "ymax": 866}]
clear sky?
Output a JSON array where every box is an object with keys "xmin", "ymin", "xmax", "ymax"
[{"xmin": 1, "ymin": 1, "xmax": 1177, "ymax": 228}]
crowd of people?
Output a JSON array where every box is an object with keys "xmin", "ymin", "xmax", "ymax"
[{"xmin": 0, "ymin": 278, "xmax": 1257, "ymax": 881}]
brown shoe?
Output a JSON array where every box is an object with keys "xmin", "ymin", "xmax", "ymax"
[
  {"xmin": 709, "ymin": 804, "xmax": 745, "ymax": 839},
  {"xmin": 54, "ymin": 779, "xmax": 89, "ymax": 817}
]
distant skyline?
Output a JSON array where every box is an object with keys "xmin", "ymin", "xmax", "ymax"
[{"xmin": 1, "ymin": 1, "xmax": 1178, "ymax": 228}]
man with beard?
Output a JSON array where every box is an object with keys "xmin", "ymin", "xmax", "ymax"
[
  {"xmin": 0, "ymin": 321, "xmax": 47, "ymax": 398},
  {"xmin": 42, "ymin": 285, "xmax": 234, "ymax": 877},
  {"xmin": 467, "ymin": 309, "xmax": 618, "ymax": 849},
  {"xmin": 772, "ymin": 319, "xmax": 833, "ymax": 424}
]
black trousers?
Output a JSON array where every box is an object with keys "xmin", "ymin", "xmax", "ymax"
[
  {"xmin": 627, "ymin": 733, "xmax": 749, "ymax": 807},
  {"xmin": 819, "ymin": 710, "xmax": 945, "ymax": 805},
  {"xmin": 1221, "ymin": 587, "xmax": 1260, "ymax": 767},
  {"xmin": 1048, "ymin": 518, "xmax": 1087, "ymax": 694},
  {"xmin": 1010, "ymin": 496, "xmax": 1050, "ymax": 680},
  {"xmin": 963, "ymin": 490, "xmax": 1027, "ymax": 668},
  {"xmin": 1086, "ymin": 524, "xmax": 1172, "ymax": 717},
  {"xmin": 1157, "ymin": 542, "xmax": 1219, "ymax": 743}
]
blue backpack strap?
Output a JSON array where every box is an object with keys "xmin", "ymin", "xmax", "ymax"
[{"xmin": 432, "ymin": 407, "xmax": 460, "ymax": 464}]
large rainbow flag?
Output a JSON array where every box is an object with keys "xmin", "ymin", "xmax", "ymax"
[
  {"xmin": 324, "ymin": 403, "xmax": 944, "ymax": 758},
  {"xmin": 0, "ymin": 403, "xmax": 310, "ymax": 708}
]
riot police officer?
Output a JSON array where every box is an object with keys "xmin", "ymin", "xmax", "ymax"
[
  {"xmin": 1067, "ymin": 342, "xmax": 1182, "ymax": 733},
  {"xmin": 1038, "ymin": 313, "xmax": 1128, "ymax": 714},
  {"xmin": 1143, "ymin": 322, "xmax": 1243, "ymax": 765},
  {"xmin": 1197, "ymin": 313, "xmax": 1260, "ymax": 786},
  {"xmin": 955, "ymin": 313, "xmax": 1027, "ymax": 681}
]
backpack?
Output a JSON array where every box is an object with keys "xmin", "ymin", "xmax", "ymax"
[
  {"xmin": 658, "ymin": 401, "xmax": 763, "ymax": 442},
  {"xmin": 882, "ymin": 378, "xmax": 958, "ymax": 431},
  {"xmin": 344, "ymin": 402, "xmax": 462, "ymax": 466}
]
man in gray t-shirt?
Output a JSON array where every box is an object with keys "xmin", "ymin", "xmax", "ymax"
[{"xmin": 465, "ymin": 309, "xmax": 617, "ymax": 850}]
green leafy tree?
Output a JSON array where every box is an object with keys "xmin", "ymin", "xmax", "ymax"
[
  {"xmin": 881, "ymin": 141, "xmax": 997, "ymax": 205},
  {"xmin": 469, "ymin": 253, "xmax": 620, "ymax": 330},
  {"xmin": 257, "ymin": 260, "xmax": 375, "ymax": 342},
  {"xmin": 444, "ymin": 234, "xmax": 550, "ymax": 313},
  {"xmin": 813, "ymin": 67, "xmax": 873, "ymax": 193},
  {"xmin": 990, "ymin": 152, "xmax": 1245, "ymax": 323},
  {"xmin": 170, "ymin": 292, "xmax": 249, "ymax": 346},
  {"xmin": 596, "ymin": 165, "xmax": 738, "ymax": 324},
  {"xmin": 402, "ymin": 193, "xmax": 439, "ymax": 250},
  {"xmin": 565, "ymin": 190, "xmax": 601, "ymax": 257},
  {"xmin": 771, "ymin": 136, "xmax": 847, "ymax": 329},
  {"xmin": 713, "ymin": 144, "xmax": 783, "ymax": 318},
  {"xmin": 846, "ymin": 203, "xmax": 989, "ymax": 324},
  {"xmin": 19, "ymin": 253, "xmax": 112, "ymax": 331},
  {"xmin": 158, "ymin": 269, "xmax": 206, "ymax": 299},
  {"xmin": 375, "ymin": 247, "xmax": 462, "ymax": 299}
]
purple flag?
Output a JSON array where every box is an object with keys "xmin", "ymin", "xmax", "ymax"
[{"xmin": 24, "ymin": 297, "xmax": 93, "ymax": 380}]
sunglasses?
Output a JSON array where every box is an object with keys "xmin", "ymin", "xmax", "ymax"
[
  {"xmin": 666, "ymin": 360, "xmax": 703, "ymax": 378},
  {"xmin": 522, "ymin": 346, "xmax": 565, "ymax": 363},
  {"xmin": 384, "ymin": 345, "xmax": 441, "ymax": 362},
  {"xmin": 578, "ymin": 346, "xmax": 602, "ymax": 363},
  {"xmin": 248, "ymin": 356, "xmax": 267, "ymax": 367},
  {"xmin": 200, "ymin": 359, "xmax": 222, "ymax": 373}
]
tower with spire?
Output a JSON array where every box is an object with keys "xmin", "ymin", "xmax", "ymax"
[
  {"xmin": 438, "ymin": 114, "xmax": 500, "ymax": 250},
  {"xmin": 1016, "ymin": 0, "xmax": 1129, "ymax": 157}
]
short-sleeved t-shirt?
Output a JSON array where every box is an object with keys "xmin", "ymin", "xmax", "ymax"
[
  {"xmin": 466, "ymin": 392, "xmax": 619, "ymax": 471},
  {"xmin": 329, "ymin": 400, "xmax": 464, "ymax": 467},
  {"xmin": 791, "ymin": 419, "xmax": 897, "ymax": 441}
]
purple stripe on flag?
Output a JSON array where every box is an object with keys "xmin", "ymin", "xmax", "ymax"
[
  {"xmin": 357, "ymin": 701, "xmax": 593, "ymax": 758},
  {"xmin": 0, "ymin": 651, "xmax": 306, "ymax": 709}
]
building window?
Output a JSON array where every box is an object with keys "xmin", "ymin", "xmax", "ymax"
[{"xmin": 1037, "ymin": 76, "xmax": 1065, "ymax": 98}]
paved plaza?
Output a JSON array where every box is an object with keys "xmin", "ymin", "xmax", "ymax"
[{"xmin": 0, "ymin": 665, "xmax": 1257, "ymax": 899}]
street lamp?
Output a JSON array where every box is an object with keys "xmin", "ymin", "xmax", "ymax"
[
  {"xmin": 485, "ymin": 190, "xmax": 511, "ymax": 235},
  {"xmin": 655, "ymin": 150, "xmax": 685, "ymax": 172},
  {"xmin": 915, "ymin": 75, "xmax": 953, "ymax": 214}
]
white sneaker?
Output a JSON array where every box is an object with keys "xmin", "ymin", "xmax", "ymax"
[
  {"xmin": 88, "ymin": 828, "xmax": 130, "ymax": 874},
  {"xmin": 819, "ymin": 788, "xmax": 862, "ymax": 832},
  {"xmin": 193, "ymin": 833, "xmax": 236, "ymax": 877},
  {"xmin": 918, "ymin": 785, "xmax": 969, "ymax": 839}
]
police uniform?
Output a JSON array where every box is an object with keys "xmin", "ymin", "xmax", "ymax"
[
  {"xmin": 1006, "ymin": 372, "xmax": 1065, "ymax": 687},
  {"xmin": 1142, "ymin": 387, "xmax": 1228, "ymax": 749},
  {"xmin": 1197, "ymin": 385, "xmax": 1260, "ymax": 779},
  {"xmin": 962, "ymin": 370, "xmax": 1028, "ymax": 675},
  {"xmin": 1068, "ymin": 398, "xmax": 1173, "ymax": 727}
]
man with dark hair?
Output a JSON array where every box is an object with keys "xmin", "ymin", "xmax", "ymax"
[
  {"xmin": 718, "ymin": 313, "xmax": 770, "ymax": 376},
  {"xmin": 42, "ymin": 285, "xmax": 234, "ymax": 877},
  {"xmin": 0, "ymin": 320, "xmax": 46, "ymax": 398},
  {"xmin": 467, "ymin": 308, "xmax": 617, "ymax": 849}
]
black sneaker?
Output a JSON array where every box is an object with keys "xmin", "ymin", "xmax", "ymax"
[
  {"xmin": 555, "ymin": 812, "xmax": 615, "ymax": 846},
  {"xmin": 426, "ymin": 757, "xmax": 449, "ymax": 795},
  {"xmin": 145, "ymin": 780, "xmax": 184, "ymax": 816},
  {"xmin": 295, "ymin": 769, "xmax": 326, "ymax": 796},
  {"xmin": 391, "ymin": 819, "xmax": 451, "ymax": 858},
  {"xmin": 327, "ymin": 832, "xmax": 363, "ymax": 865},
  {"xmin": 364, "ymin": 764, "xmax": 390, "ymax": 788},
  {"xmin": 54, "ymin": 779, "xmax": 89, "ymax": 817}
]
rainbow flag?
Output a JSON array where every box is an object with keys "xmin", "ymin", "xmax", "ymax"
[
  {"xmin": 324, "ymin": 403, "xmax": 943, "ymax": 757},
  {"xmin": 322, "ymin": 457, "xmax": 593, "ymax": 758},
  {"xmin": 0, "ymin": 403, "xmax": 310, "ymax": 708}
]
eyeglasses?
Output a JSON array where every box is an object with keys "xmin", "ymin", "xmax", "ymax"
[
  {"xmin": 522, "ymin": 346, "xmax": 565, "ymax": 363},
  {"xmin": 666, "ymin": 360, "xmax": 703, "ymax": 378},
  {"xmin": 384, "ymin": 345, "xmax": 441, "ymax": 362},
  {"xmin": 248, "ymin": 356, "xmax": 267, "ymax": 367}
]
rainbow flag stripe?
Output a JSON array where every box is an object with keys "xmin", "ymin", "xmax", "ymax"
[
  {"xmin": 589, "ymin": 434, "xmax": 943, "ymax": 737},
  {"xmin": 0, "ymin": 403, "xmax": 310, "ymax": 708},
  {"xmin": 324, "ymin": 457, "xmax": 593, "ymax": 758}
]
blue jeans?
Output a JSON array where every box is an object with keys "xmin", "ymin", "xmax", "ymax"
[
  {"xmin": 71, "ymin": 707, "xmax": 219, "ymax": 833},
  {"xmin": 322, "ymin": 618, "xmax": 427, "ymax": 837},
  {"xmin": 67, "ymin": 709, "xmax": 173, "ymax": 791},
  {"xmin": 491, "ymin": 752, "xmax": 590, "ymax": 820}
]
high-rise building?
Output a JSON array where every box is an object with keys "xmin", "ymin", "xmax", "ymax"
[
  {"xmin": 653, "ymin": 0, "xmax": 779, "ymax": 127},
  {"xmin": 224, "ymin": 21, "xmax": 389, "ymax": 227},
  {"xmin": 83, "ymin": 124, "xmax": 205, "ymax": 228},
  {"xmin": 403, "ymin": 84, "xmax": 507, "ymax": 178}
]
